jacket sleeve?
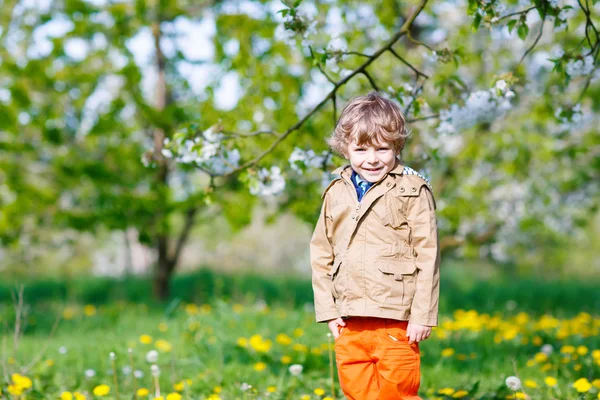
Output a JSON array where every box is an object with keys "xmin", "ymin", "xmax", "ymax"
[
  {"xmin": 406, "ymin": 184, "xmax": 440, "ymax": 327},
  {"xmin": 310, "ymin": 193, "xmax": 340, "ymax": 323}
]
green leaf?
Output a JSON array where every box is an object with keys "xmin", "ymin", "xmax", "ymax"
[
  {"xmin": 533, "ymin": 0, "xmax": 546, "ymax": 18},
  {"xmin": 472, "ymin": 13, "xmax": 482, "ymax": 31},
  {"xmin": 517, "ymin": 22, "xmax": 529, "ymax": 40},
  {"xmin": 507, "ymin": 20, "xmax": 518, "ymax": 33}
]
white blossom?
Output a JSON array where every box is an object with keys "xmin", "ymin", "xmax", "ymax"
[
  {"xmin": 58, "ymin": 346, "xmax": 67, "ymax": 354},
  {"xmin": 288, "ymin": 364, "xmax": 303, "ymax": 376},
  {"xmin": 249, "ymin": 166, "xmax": 286, "ymax": 197},
  {"xmin": 84, "ymin": 369, "xmax": 96, "ymax": 378},
  {"xmin": 150, "ymin": 364, "xmax": 160, "ymax": 377},
  {"xmin": 134, "ymin": 370, "xmax": 144, "ymax": 379},
  {"xmin": 240, "ymin": 382, "xmax": 253, "ymax": 391},
  {"xmin": 289, "ymin": 148, "xmax": 331, "ymax": 173},
  {"xmin": 541, "ymin": 344, "xmax": 554, "ymax": 355},
  {"xmin": 505, "ymin": 376, "xmax": 522, "ymax": 390},
  {"xmin": 122, "ymin": 366, "xmax": 132, "ymax": 375},
  {"xmin": 146, "ymin": 350, "xmax": 159, "ymax": 363},
  {"xmin": 565, "ymin": 56, "xmax": 595, "ymax": 77},
  {"xmin": 109, "ymin": 352, "xmax": 116, "ymax": 360}
]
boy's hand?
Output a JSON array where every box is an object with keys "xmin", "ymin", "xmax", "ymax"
[
  {"xmin": 327, "ymin": 317, "xmax": 346, "ymax": 339},
  {"xmin": 407, "ymin": 322, "xmax": 431, "ymax": 344}
]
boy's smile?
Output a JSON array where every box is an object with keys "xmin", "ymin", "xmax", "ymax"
[{"xmin": 344, "ymin": 138, "xmax": 397, "ymax": 183}]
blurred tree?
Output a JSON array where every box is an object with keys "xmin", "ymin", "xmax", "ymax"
[{"xmin": 0, "ymin": 0, "xmax": 598, "ymax": 297}]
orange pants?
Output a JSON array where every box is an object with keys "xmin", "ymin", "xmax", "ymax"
[{"xmin": 334, "ymin": 317, "xmax": 421, "ymax": 400}]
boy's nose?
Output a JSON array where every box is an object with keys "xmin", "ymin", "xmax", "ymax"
[{"xmin": 366, "ymin": 150, "xmax": 378, "ymax": 163}]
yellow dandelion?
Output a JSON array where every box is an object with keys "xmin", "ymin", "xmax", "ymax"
[
  {"xmin": 8, "ymin": 385, "xmax": 24, "ymax": 396},
  {"xmin": 254, "ymin": 362, "xmax": 267, "ymax": 372},
  {"xmin": 441, "ymin": 348, "xmax": 455, "ymax": 357},
  {"xmin": 515, "ymin": 393, "xmax": 526, "ymax": 399},
  {"xmin": 544, "ymin": 377, "xmax": 557, "ymax": 387},
  {"xmin": 12, "ymin": 373, "xmax": 32, "ymax": 389},
  {"xmin": 63, "ymin": 307, "xmax": 76, "ymax": 320},
  {"xmin": 237, "ymin": 337, "xmax": 248, "ymax": 347},
  {"xmin": 213, "ymin": 386, "xmax": 222, "ymax": 393},
  {"xmin": 83, "ymin": 304, "xmax": 96, "ymax": 316},
  {"xmin": 280, "ymin": 355, "xmax": 292, "ymax": 364},
  {"xmin": 201, "ymin": 304, "xmax": 212, "ymax": 313},
  {"xmin": 276, "ymin": 334, "xmax": 292, "ymax": 345},
  {"xmin": 136, "ymin": 388, "xmax": 149, "ymax": 397},
  {"xmin": 185, "ymin": 303, "xmax": 198, "ymax": 315},
  {"xmin": 574, "ymin": 364, "xmax": 582, "ymax": 371},
  {"xmin": 524, "ymin": 380, "xmax": 537, "ymax": 388},
  {"xmin": 92, "ymin": 384, "xmax": 110, "ymax": 396},
  {"xmin": 74, "ymin": 391, "xmax": 85, "ymax": 400},
  {"xmin": 45, "ymin": 359, "xmax": 54, "ymax": 367},
  {"xmin": 573, "ymin": 378, "xmax": 591, "ymax": 393},
  {"xmin": 526, "ymin": 359, "xmax": 536, "ymax": 367},
  {"xmin": 300, "ymin": 396, "xmax": 310, "ymax": 400},
  {"xmin": 139, "ymin": 334, "xmax": 153, "ymax": 344},
  {"xmin": 323, "ymin": 397, "xmax": 333, "ymax": 400},
  {"xmin": 60, "ymin": 391, "xmax": 73, "ymax": 400},
  {"xmin": 533, "ymin": 353, "xmax": 548, "ymax": 363},
  {"xmin": 232, "ymin": 304, "xmax": 244, "ymax": 313},
  {"xmin": 173, "ymin": 381, "xmax": 185, "ymax": 392},
  {"xmin": 166, "ymin": 393, "xmax": 182, "ymax": 400},
  {"xmin": 155, "ymin": 397, "xmax": 164, "ymax": 400},
  {"xmin": 314, "ymin": 388, "xmax": 325, "ymax": 396},
  {"xmin": 266, "ymin": 386, "xmax": 277, "ymax": 393},
  {"xmin": 293, "ymin": 328, "xmax": 304, "ymax": 337},
  {"xmin": 592, "ymin": 379, "xmax": 600, "ymax": 389},
  {"xmin": 207, "ymin": 395, "xmax": 221, "ymax": 400},
  {"xmin": 453, "ymin": 390, "xmax": 468, "ymax": 398},
  {"xmin": 439, "ymin": 388, "xmax": 455, "ymax": 395},
  {"xmin": 541, "ymin": 363, "xmax": 552, "ymax": 371},
  {"xmin": 592, "ymin": 350, "xmax": 600, "ymax": 359},
  {"xmin": 560, "ymin": 345, "xmax": 575, "ymax": 354},
  {"xmin": 293, "ymin": 343, "xmax": 308, "ymax": 353},
  {"xmin": 532, "ymin": 336, "xmax": 543, "ymax": 346},
  {"xmin": 155, "ymin": 339, "xmax": 173, "ymax": 352},
  {"xmin": 576, "ymin": 346, "xmax": 588, "ymax": 356}
]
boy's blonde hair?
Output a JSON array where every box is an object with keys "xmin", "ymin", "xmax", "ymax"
[{"xmin": 328, "ymin": 92, "xmax": 408, "ymax": 156}]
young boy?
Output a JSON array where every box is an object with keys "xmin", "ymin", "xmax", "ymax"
[{"xmin": 310, "ymin": 92, "xmax": 440, "ymax": 400}]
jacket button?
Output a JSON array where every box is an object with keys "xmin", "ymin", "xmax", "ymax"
[
  {"xmin": 411, "ymin": 187, "xmax": 417, "ymax": 192},
  {"xmin": 400, "ymin": 187, "xmax": 405, "ymax": 192},
  {"xmin": 386, "ymin": 182, "xmax": 391, "ymax": 187}
]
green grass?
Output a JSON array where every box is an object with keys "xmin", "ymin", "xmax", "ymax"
[{"xmin": 1, "ymin": 268, "xmax": 599, "ymax": 399}]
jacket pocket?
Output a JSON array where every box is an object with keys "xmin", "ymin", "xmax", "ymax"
[
  {"xmin": 327, "ymin": 258, "xmax": 343, "ymax": 299},
  {"xmin": 376, "ymin": 259, "xmax": 417, "ymax": 306}
]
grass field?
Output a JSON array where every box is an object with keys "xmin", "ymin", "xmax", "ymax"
[{"xmin": 1, "ymin": 270, "xmax": 599, "ymax": 400}]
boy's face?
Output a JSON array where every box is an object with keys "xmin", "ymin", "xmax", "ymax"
[{"xmin": 344, "ymin": 137, "xmax": 397, "ymax": 183}]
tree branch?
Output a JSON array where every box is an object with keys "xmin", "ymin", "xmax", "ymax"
[
  {"xmin": 518, "ymin": 17, "xmax": 545, "ymax": 66},
  {"xmin": 389, "ymin": 48, "xmax": 429, "ymax": 78},
  {"xmin": 362, "ymin": 70, "xmax": 380, "ymax": 91},
  {"xmin": 496, "ymin": 6, "xmax": 536, "ymax": 22},
  {"xmin": 220, "ymin": 0, "xmax": 430, "ymax": 178}
]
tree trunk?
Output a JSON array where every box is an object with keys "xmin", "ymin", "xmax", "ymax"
[{"xmin": 153, "ymin": 234, "xmax": 173, "ymax": 300}]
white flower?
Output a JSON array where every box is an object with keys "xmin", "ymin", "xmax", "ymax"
[
  {"xmin": 288, "ymin": 364, "xmax": 303, "ymax": 376},
  {"xmin": 134, "ymin": 370, "xmax": 144, "ymax": 379},
  {"xmin": 84, "ymin": 369, "xmax": 96, "ymax": 378},
  {"xmin": 122, "ymin": 366, "xmax": 132, "ymax": 375},
  {"xmin": 161, "ymin": 148, "xmax": 173, "ymax": 159},
  {"xmin": 240, "ymin": 382, "xmax": 252, "ymax": 391},
  {"xmin": 109, "ymin": 352, "xmax": 116, "ymax": 360},
  {"xmin": 541, "ymin": 344, "xmax": 554, "ymax": 355},
  {"xmin": 151, "ymin": 364, "xmax": 160, "ymax": 377},
  {"xmin": 495, "ymin": 80, "xmax": 507, "ymax": 92},
  {"xmin": 59, "ymin": 346, "xmax": 68, "ymax": 354},
  {"xmin": 249, "ymin": 166, "xmax": 286, "ymax": 197},
  {"xmin": 146, "ymin": 350, "xmax": 159, "ymax": 363},
  {"xmin": 548, "ymin": 0, "xmax": 558, "ymax": 7},
  {"xmin": 506, "ymin": 376, "xmax": 522, "ymax": 390}
]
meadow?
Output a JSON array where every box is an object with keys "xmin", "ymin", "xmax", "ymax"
[{"xmin": 1, "ymin": 268, "xmax": 599, "ymax": 400}]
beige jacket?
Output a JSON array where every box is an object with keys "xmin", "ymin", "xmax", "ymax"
[{"xmin": 310, "ymin": 161, "xmax": 440, "ymax": 326}]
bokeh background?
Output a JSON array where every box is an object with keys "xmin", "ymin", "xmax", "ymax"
[{"xmin": 1, "ymin": 0, "xmax": 599, "ymax": 399}]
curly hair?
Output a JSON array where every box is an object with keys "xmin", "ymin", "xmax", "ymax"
[{"xmin": 327, "ymin": 92, "xmax": 408, "ymax": 156}]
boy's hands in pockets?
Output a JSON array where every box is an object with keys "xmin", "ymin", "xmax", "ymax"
[
  {"xmin": 327, "ymin": 317, "xmax": 347, "ymax": 339},
  {"xmin": 407, "ymin": 322, "xmax": 432, "ymax": 344}
]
